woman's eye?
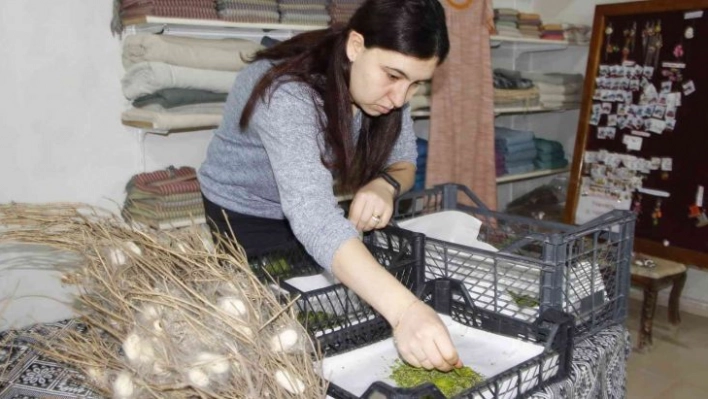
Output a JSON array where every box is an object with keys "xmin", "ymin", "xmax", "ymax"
[{"xmin": 387, "ymin": 74, "xmax": 400, "ymax": 81}]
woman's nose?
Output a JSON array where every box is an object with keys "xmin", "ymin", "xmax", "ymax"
[{"xmin": 388, "ymin": 83, "xmax": 409, "ymax": 108}]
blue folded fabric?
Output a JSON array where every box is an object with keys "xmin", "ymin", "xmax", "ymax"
[
  {"xmin": 505, "ymin": 163, "xmax": 536, "ymax": 175},
  {"xmin": 534, "ymin": 158, "xmax": 569, "ymax": 169},
  {"xmin": 497, "ymin": 139, "xmax": 536, "ymax": 154},
  {"xmin": 534, "ymin": 138, "xmax": 564, "ymax": 154},
  {"xmin": 503, "ymin": 148, "xmax": 537, "ymax": 163},
  {"xmin": 495, "ymin": 126, "xmax": 535, "ymax": 146}
]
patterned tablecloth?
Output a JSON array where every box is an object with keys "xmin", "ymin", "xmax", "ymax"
[{"xmin": 1, "ymin": 320, "xmax": 629, "ymax": 399}]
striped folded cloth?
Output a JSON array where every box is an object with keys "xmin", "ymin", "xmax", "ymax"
[{"xmin": 126, "ymin": 166, "xmax": 201, "ymax": 196}]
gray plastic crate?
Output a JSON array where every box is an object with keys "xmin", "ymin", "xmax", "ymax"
[{"xmin": 393, "ymin": 183, "xmax": 635, "ymax": 340}]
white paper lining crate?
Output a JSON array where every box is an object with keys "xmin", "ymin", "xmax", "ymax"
[
  {"xmin": 393, "ymin": 184, "xmax": 636, "ymax": 340},
  {"xmin": 324, "ymin": 279, "xmax": 575, "ymax": 399}
]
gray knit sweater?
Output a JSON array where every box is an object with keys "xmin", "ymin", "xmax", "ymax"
[{"xmin": 198, "ymin": 60, "xmax": 417, "ymax": 270}]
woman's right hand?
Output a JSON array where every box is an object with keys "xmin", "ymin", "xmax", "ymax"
[{"xmin": 392, "ymin": 300, "xmax": 463, "ymax": 371}]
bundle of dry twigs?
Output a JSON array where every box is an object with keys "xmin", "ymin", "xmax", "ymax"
[{"xmin": 0, "ymin": 202, "xmax": 326, "ymax": 398}]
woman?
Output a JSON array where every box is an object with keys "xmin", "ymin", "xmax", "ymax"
[{"xmin": 198, "ymin": 0, "xmax": 461, "ymax": 371}]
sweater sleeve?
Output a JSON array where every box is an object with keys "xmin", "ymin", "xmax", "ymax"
[
  {"xmin": 385, "ymin": 103, "xmax": 418, "ymax": 168},
  {"xmin": 249, "ymin": 82, "xmax": 359, "ymax": 270}
]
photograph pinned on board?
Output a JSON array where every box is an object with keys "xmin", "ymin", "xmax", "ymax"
[{"xmin": 683, "ymin": 80, "xmax": 696, "ymax": 96}]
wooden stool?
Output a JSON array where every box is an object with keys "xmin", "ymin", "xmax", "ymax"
[{"xmin": 630, "ymin": 254, "xmax": 687, "ymax": 351}]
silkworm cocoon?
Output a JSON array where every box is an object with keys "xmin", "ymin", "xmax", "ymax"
[
  {"xmin": 196, "ymin": 352, "xmax": 230, "ymax": 375},
  {"xmin": 85, "ymin": 366, "xmax": 105, "ymax": 384},
  {"xmin": 275, "ymin": 369, "xmax": 305, "ymax": 394},
  {"xmin": 174, "ymin": 242, "xmax": 188, "ymax": 253},
  {"xmin": 113, "ymin": 371, "xmax": 135, "ymax": 399},
  {"xmin": 123, "ymin": 333, "xmax": 155, "ymax": 364},
  {"xmin": 140, "ymin": 305, "xmax": 161, "ymax": 321},
  {"xmin": 187, "ymin": 368, "xmax": 210, "ymax": 388},
  {"xmin": 237, "ymin": 325, "xmax": 253, "ymax": 337},
  {"xmin": 124, "ymin": 241, "xmax": 142, "ymax": 255},
  {"xmin": 217, "ymin": 297, "xmax": 248, "ymax": 317},
  {"xmin": 269, "ymin": 328, "xmax": 299, "ymax": 352},
  {"xmin": 106, "ymin": 248, "xmax": 127, "ymax": 267}
]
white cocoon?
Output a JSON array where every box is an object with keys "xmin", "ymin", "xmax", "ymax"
[
  {"xmin": 123, "ymin": 333, "xmax": 155, "ymax": 364},
  {"xmin": 269, "ymin": 328, "xmax": 299, "ymax": 352},
  {"xmin": 124, "ymin": 241, "xmax": 142, "ymax": 255},
  {"xmin": 113, "ymin": 371, "xmax": 135, "ymax": 399},
  {"xmin": 196, "ymin": 352, "xmax": 230, "ymax": 374},
  {"xmin": 187, "ymin": 368, "xmax": 210, "ymax": 388},
  {"xmin": 217, "ymin": 297, "xmax": 248, "ymax": 317},
  {"xmin": 275, "ymin": 369, "xmax": 305, "ymax": 394},
  {"xmin": 106, "ymin": 248, "xmax": 127, "ymax": 267}
]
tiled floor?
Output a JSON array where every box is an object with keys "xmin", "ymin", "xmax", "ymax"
[{"xmin": 625, "ymin": 298, "xmax": 708, "ymax": 399}]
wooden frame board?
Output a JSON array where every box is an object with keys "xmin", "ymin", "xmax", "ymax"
[{"xmin": 565, "ymin": 0, "xmax": 708, "ymax": 268}]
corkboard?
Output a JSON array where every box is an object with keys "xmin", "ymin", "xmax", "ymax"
[{"xmin": 565, "ymin": 0, "xmax": 708, "ymax": 268}]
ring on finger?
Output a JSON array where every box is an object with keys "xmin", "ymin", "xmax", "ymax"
[{"xmin": 371, "ymin": 214, "xmax": 382, "ymax": 225}]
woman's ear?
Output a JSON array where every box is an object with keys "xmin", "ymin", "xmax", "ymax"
[{"xmin": 346, "ymin": 30, "xmax": 365, "ymax": 62}]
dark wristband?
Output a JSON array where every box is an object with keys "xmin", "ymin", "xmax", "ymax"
[{"xmin": 379, "ymin": 171, "xmax": 401, "ymax": 198}]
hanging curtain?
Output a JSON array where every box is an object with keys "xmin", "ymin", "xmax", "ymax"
[{"xmin": 425, "ymin": 0, "xmax": 497, "ymax": 210}]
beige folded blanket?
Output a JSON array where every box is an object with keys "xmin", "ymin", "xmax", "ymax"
[
  {"xmin": 122, "ymin": 62, "xmax": 237, "ymax": 100},
  {"xmin": 122, "ymin": 107, "xmax": 223, "ymax": 130},
  {"xmin": 140, "ymin": 103, "xmax": 226, "ymax": 115},
  {"xmin": 535, "ymin": 81, "xmax": 583, "ymax": 95},
  {"xmin": 123, "ymin": 34, "xmax": 262, "ymax": 72}
]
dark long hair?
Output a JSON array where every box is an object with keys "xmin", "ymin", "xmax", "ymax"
[{"xmin": 240, "ymin": 0, "xmax": 449, "ymax": 193}]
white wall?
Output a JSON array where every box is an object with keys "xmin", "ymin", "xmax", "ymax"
[{"xmin": 0, "ymin": 1, "xmax": 212, "ymax": 329}]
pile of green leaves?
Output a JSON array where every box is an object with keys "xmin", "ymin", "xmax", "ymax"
[
  {"xmin": 389, "ymin": 360, "xmax": 484, "ymax": 398},
  {"xmin": 506, "ymin": 289, "xmax": 540, "ymax": 308}
]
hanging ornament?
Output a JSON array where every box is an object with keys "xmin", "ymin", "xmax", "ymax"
[
  {"xmin": 651, "ymin": 198, "xmax": 663, "ymax": 226},
  {"xmin": 685, "ymin": 26, "xmax": 695, "ymax": 39}
]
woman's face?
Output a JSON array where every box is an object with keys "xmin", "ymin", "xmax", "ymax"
[{"xmin": 346, "ymin": 31, "xmax": 438, "ymax": 117}]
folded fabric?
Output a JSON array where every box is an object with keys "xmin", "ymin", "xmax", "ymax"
[
  {"xmin": 534, "ymin": 158, "xmax": 569, "ymax": 170},
  {"xmin": 120, "ymin": 5, "xmax": 219, "ymax": 20},
  {"xmin": 505, "ymin": 163, "xmax": 536, "ymax": 175},
  {"xmin": 121, "ymin": 107, "xmax": 223, "ymax": 130},
  {"xmin": 126, "ymin": 166, "xmax": 200, "ymax": 196},
  {"xmin": 493, "ymin": 70, "xmax": 535, "ymax": 90},
  {"xmin": 133, "ymin": 88, "xmax": 228, "ymax": 108},
  {"xmin": 539, "ymin": 93, "xmax": 582, "ymax": 103},
  {"xmin": 121, "ymin": 0, "xmax": 215, "ymax": 7},
  {"xmin": 122, "ymin": 62, "xmax": 237, "ymax": 100},
  {"xmin": 536, "ymin": 150, "xmax": 565, "ymax": 163},
  {"xmin": 408, "ymin": 94, "xmax": 430, "ymax": 111},
  {"xmin": 503, "ymin": 148, "xmax": 538, "ymax": 163},
  {"xmin": 495, "ymin": 69, "xmax": 584, "ymax": 86},
  {"xmin": 534, "ymin": 138, "xmax": 564, "ymax": 154},
  {"xmin": 140, "ymin": 102, "xmax": 225, "ymax": 115},
  {"xmin": 494, "ymin": 126, "xmax": 535, "ymax": 146},
  {"xmin": 535, "ymin": 81, "xmax": 583, "ymax": 95},
  {"xmin": 498, "ymin": 140, "xmax": 536, "ymax": 155},
  {"xmin": 540, "ymin": 101, "xmax": 581, "ymax": 109}
]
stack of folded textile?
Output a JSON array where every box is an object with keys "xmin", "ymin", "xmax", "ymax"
[
  {"xmin": 528, "ymin": 72, "xmax": 583, "ymax": 109},
  {"xmin": 414, "ymin": 138, "xmax": 428, "ymax": 191},
  {"xmin": 563, "ymin": 24, "xmax": 592, "ymax": 44},
  {"xmin": 216, "ymin": 0, "xmax": 279, "ymax": 23},
  {"xmin": 518, "ymin": 12, "xmax": 542, "ymax": 39},
  {"xmin": 279, "ymin": 0, "xmax": 330, "ymax": 26},
  {"xmin": 122, "ymin": 166, "xmax": 206, "ymax": 230},
  {"xmin": 495, "ymin": 127, "xmax": 537, "ymax": 176},
  {"xmin": 120, "ymin": 33, "xmax": 263, "ymax": 131},
  {"xmin": 541, "ymin": 23, "xmax": 565, "ymax": 41},
  {"xmin": 408, "ymin": 82, "xmax": 431, "ymax": 114},
  {"xmin": 493, "ymin": 69, "xmax": 540, "ymax": 109},
  {"xmin": 493, "ymin": 8, "xmax": 521, "ymax": 38},
  {"xmin": 328, "ymin": 0, "xmax": 365, "ymax": 25},
  {"xmin": 534, "ymin": 138, "xmax": 568, "ymax": 170},
  {"xmin": 494, "ymin": 69, "xmax": 583, "ymax": 109},
  {"xmin": 120, "ymin": 0, "xmax": 219, "ymax": 21}
]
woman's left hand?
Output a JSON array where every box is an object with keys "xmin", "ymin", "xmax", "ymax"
[{"xmin": 348, "ymin": 178, "xmax": 396, "ymax": 232}]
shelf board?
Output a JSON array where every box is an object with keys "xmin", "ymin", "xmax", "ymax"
[
  {"xmin": 122, "ymin": 16, "xmax": 327, "ymax": 32},
  {"xmin": 494, "ymin": 105, "xmax": 578, "ymax": 116},
  {"xmin": 122, "ymin": 120, "xmax": 217, "ymax": 135},
  {"xmin": 490, "ymin": 35, "xmax": 570, "ymax": 46},
  {"xmin": 496, "ymin": 167, "xmax": 570, "ymax": 184}
]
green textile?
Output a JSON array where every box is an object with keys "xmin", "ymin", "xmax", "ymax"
[{"xmin": 133, "ymin": 89, "xmax": 228, "ymax": 109}]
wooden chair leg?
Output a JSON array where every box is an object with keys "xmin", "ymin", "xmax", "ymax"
[
  {"xmin": 668, "ymin": 271, "xmax": 687, "ymax": 325},
  {"xmin": 638, "ymin": 288, "xmax": 658, "ymax": 350}
]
